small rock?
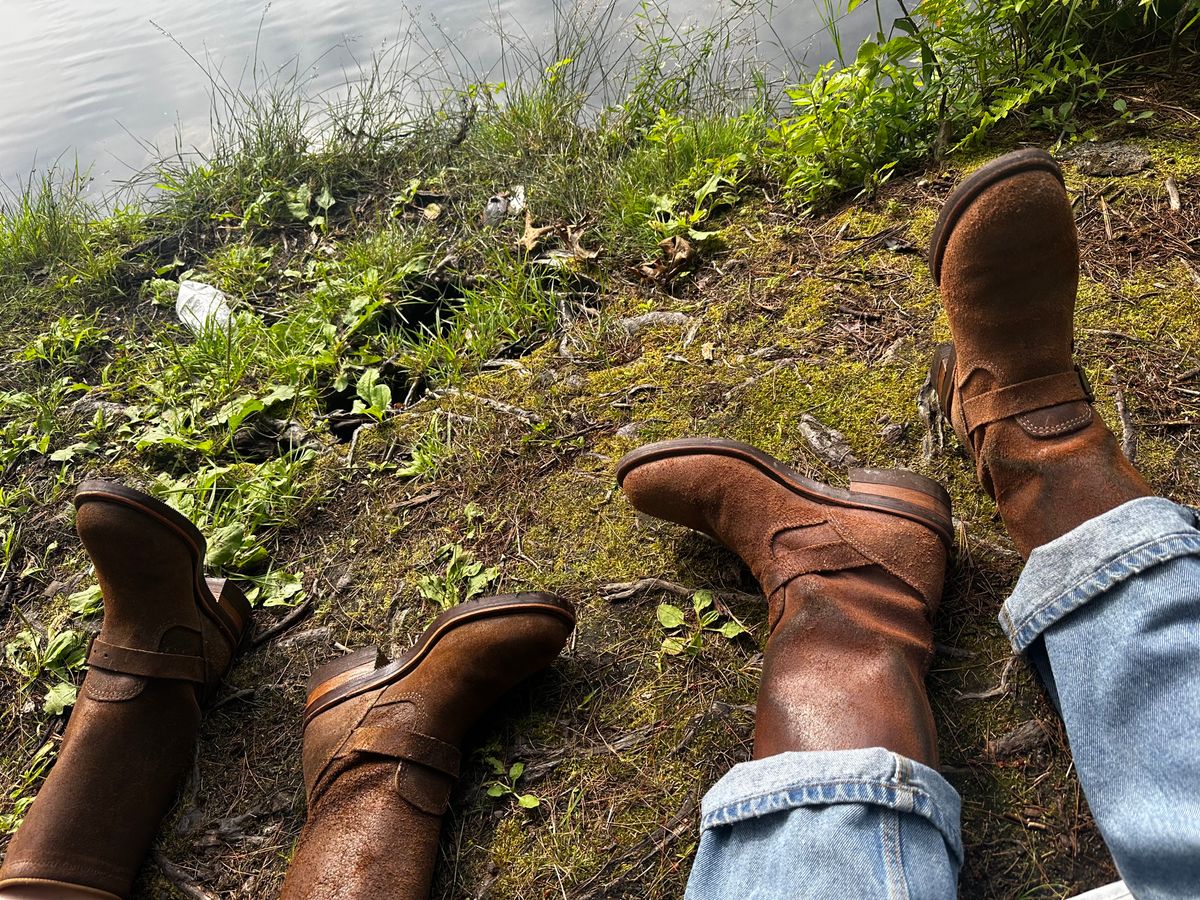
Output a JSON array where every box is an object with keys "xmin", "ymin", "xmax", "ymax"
[
  {"xmin": 880, "ymin": 423, "xmax": 906, "ymax": 445},
  {"xmin": 1064, "ymin": 141, "xmax": 1152, "ymax": 177}
]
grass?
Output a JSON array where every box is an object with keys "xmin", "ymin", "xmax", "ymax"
[{"xmin": 2, "ymin": 1, "xmax": 1200, "ymax": 897}]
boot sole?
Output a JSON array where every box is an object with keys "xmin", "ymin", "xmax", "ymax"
[
  {"xmin": 74, "ymin": 481, "xmax": 253, "ymax": 654},
  {"xmin": 928, "ymin": 147, "xmax": 1064, "ymax": 286},
  {"xmin": 303, "ymin": 592, "xmax": 576, "ymax": 727},
  {"xmin": 615, "ymin": 438, "xmax": 953, "ymax": 547}
]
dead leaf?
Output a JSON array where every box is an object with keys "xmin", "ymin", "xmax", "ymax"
[
  {"xmin": 637, "ymin": 235, "xmax": 697, "ymax": 284},
  {"xmin": 564, "ymin": 223, "xmax": 601, "ymax": 260},
  {"xmin": 517, "ymin": 209, "xmax": 554, "ymax": 253}
]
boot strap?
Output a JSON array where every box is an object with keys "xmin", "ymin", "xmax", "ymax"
[
  {"xmin": 960, "ymin": 368, "xmax": 1093, "ymax": 435},
  {"xmin": 762, "ymin": 541, "xmax": 869, "ymax": 598},
  {"xmin": 88, "ymin": 638, "xmax": 206, "ymax": 683},
  {"xmin": 340, "ymin": 725, "xmax": 461, "ymax": 815}
]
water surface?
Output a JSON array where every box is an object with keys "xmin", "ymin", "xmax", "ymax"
[{"xmin": 0, "ymin": 0, "xmax": 893, "ymax": 193}]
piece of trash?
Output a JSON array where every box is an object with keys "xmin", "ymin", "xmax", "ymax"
[
  {"xmin": 176, "ymin": 281, "xmax": 232, "ymax": 332},
  {"xmin": 510, "ymin": 185, "xmax": 526, "ymax": 214},
  {"xmin": 483, "ymin": 194, "xmax": 510, "ymax": 226}
]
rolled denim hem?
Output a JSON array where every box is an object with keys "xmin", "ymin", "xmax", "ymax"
[
  {"xmin": 1000, "ymin": 497, "xmax": 1200, "ymax": 653},
  {"xmin": 699, "ymin": 747, "xmax": 963, "ymax": 866}
]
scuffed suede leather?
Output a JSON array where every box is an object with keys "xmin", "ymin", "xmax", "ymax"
[
  {"xmin": 0, "ymin": 499, "xmax": 242, "ymax": 899},
  {"xmin": 938, "ymin": 158, "xmax": 1151, "ymax": 557},
  {"xmin": 620, "ymin": 451, "xmax": 947, "ymax": 766},
  {"xmin": 280, "ymin": 609, "xmax": 574, "ymax": 900}
]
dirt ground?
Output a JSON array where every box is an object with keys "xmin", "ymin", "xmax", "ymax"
[{"xmin": 4, "ymin": 104, "xmax": 1200, "ymax": 897}]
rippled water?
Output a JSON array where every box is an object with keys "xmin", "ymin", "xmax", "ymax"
[{"xmin": 0, "ymin": 0, "xmax": 890, "ymax": 193}]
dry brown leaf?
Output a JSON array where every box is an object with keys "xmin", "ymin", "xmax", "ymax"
[{"xmin": 516, "ymin": 209, "xmax": 554, "ymax": 253}]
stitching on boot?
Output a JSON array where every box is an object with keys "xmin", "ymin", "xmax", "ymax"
[
  {"xmin": 1016, "ymin": 408, "xmax": 1092, "ymax": 436},
  {"xmin": 84, "ymin": 676, "xmax": 145, "ymax": 702}
]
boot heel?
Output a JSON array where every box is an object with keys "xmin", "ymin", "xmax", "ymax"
[
  {"xmin": 306, "ymin": 646, "xmax": 387, "ymax": 709},
  {"xmin": 847, "ymin": 468, "xmax": 954, "ymax": 547},
  {"xmin": 205, "ymin": 577, "xmax": 253, "ymax": 652}
]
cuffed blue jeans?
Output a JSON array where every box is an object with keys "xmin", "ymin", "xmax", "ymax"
[{"xmin": 686, "ymin": 498, "xmax": 1200, "ymax": 899}]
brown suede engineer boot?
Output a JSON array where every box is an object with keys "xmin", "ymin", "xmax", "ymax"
[
  {"xmin": 617, "ymin": 439, "xmax": 951, "ymax": 765},
  {"xmin": 929, "ymin": 148, "xmax": 1151, "ymax": 558},
  {"xmin": 0, "ymin": 482, "xmax": 252, "ymax": 900},
  {"xmin": 279, "ymin": 593, "xmax": 576, "ymax": 900}
]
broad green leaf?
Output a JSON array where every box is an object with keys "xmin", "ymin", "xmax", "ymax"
[
  {"xmin": 214, "ymin": 395, "xmax": 263, "ymax": 430},
  {"xmin": 517, "ymin": 794, "xmax": 540, "ymax": 809},
  {"xmin": 67, "ymin": 585, "xmax": 103, "ymax": 617},
  {"xmin": 44, "ymin": 682, "xmax": 77, "ymax": 716},
  {"xmin": 287, "ymin": 184, "xmax": 312, "ymax": 221},
  {"xmin": 353, "ymin": 368, "xmax": 392, "ymax": 419},
  {"xmin": 486, "ymin": 783, "xmax": 506, "ymax": 798},
  {"xmin": 692, "ymin": 590, "xmax": 714, "ymax": 614},
  {"xmin": 261, "ymin": 384, "xmax": 298, "ymax": 407},
  {"xmin": 718, "ymin": 621, "xmax": 749, "ymax": 640},
  {"xmin": 205, "ymin": 523, "xmax": 246, "ymax": 568},
  {"xmin": 656, "ymin": 603, "xmax": 686, "ymax": 629},
  {"xmin": 43, "ymin": 630, "xmax": 86, "ymax": 671},
  {"xmin": 660, "ymin": 635, "xmax": 688, "ymax": 656},
  {"xmin": 315, "ymin": 187, "xmax": 335, "ymax": 211},
  {"xmin": 508, "ymin": 762, "xmax": 525, "ymax": 781},
  {"xmin": 251, "ymin": 570, "xmax": 307, "ymax": 608}
]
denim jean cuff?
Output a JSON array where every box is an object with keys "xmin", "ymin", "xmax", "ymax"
[
  {"xmin": 700, "ymin": 747, "xmax": 963, "ymax": 866},
  {"xmin": 1000, "ymin": 497, "xmax": 1200, "ymax": 654}
]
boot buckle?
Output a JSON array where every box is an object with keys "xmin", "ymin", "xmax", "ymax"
[{"xmin": 1074, "ymin": 364, "xmax": 1095, "ymax": 403}]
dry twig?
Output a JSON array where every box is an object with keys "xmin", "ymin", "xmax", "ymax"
[
  {"xmin": 152, "ymin": 850, "xmax": 218, "ymax": 900},
  {"xmin": 1114, "ymin": 383, "xmax": 1137, "ymax": 463}
]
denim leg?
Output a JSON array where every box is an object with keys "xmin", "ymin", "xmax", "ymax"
[
  {"xmin": 1001, "ymin": 497, "xmax": 1200, "ymax": 900},
  {"xmin": 685, "ymin": 748, "xmax": 962, "ymax": 900}
]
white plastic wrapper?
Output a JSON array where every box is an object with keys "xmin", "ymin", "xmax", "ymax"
[{"xmin": 175, "ymin": 280, "xmax": 233, "ymax": 332}]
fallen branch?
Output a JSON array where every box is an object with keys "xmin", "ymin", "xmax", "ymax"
[
  {"xmin": 1166, "ymin": 175, "xmax": 1182, "ymax": 211},
  {"xmin": 956, "ymin": 656, "xmax": 1017, "ymax": 701},
  {"xmin": 1114, "ymin": 383, "xmax": 1137, "ymax": 463},
  {"xmin": 428, "ymin": 388, "xmax": 540, "ymax": 424},
  {"xmin": 598, "ymin": 578, "xmax": 694, "ymax": 601},
  {"xmin": 151, "ymin": 850, "xmax": 218, "ymax": 900},
  {"xmin": 251, "ymin": 596, "xmax": 316, "ymax": 649}
]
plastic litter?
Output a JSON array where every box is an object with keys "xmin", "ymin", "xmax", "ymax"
[{"xmin": 176, "ymin": 280, "xmax": 233, "ymax": 332}]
